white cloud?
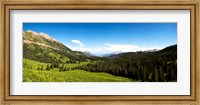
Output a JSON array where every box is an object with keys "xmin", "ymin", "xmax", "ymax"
[
  {"xmin": 68, "ymin": 46, "xmax": 103, "ymax": 54},
  {"xmin": 71, "ymin": 40, "xmax": 81, "ymax": 44},
  {"xmin": 104, "ymin": 43, "xmax": 141, "ymax": 52},
  {"xmin": 71, "ymin": 40, "xmax": 84, "ymax": 47},
  {"xmin": 67, "ymin": 42, "xmax": 162, "ymax": 55}
]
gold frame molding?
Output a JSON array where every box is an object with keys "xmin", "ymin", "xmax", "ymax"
[{"xmin": 0, "ymin": 0, "xmax": 199, "ymax": 104}]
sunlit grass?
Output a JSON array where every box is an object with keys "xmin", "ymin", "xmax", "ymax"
[{"xmin": 23, "ymin": 58, "xmax": 134, "ymax": 82}]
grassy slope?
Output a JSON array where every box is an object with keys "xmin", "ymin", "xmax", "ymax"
[{"xmin": 23, "ymin": 58, "xmax": 133, "ymax": 82}]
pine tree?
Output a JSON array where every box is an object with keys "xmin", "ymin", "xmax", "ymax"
[
  {"xmin": 158, "ymin": 66, "xmax": 164, "ymax": 82},
  {"xmin": 50, "ymin": 64, "xmax": 53, "ymax": 69},
  {"xmin": 46, "ymin": 65, "xmax": 50, "ymax": 70},
  {"xmin": 152, "ymin": 66, "xmax": 158, "ymax": 82},
  {"xmin": 41, "ymin": 65, "xmax": 43, "ymax": 70}
]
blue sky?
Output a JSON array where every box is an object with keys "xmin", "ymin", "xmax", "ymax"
[{"xmin": 23, "ymin": 23, "xmax": 177, "ymax": 54}]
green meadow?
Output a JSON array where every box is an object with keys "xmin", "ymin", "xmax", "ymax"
[{"xmin": 23, "ymin": 58, "xmax": 133, "ymax": 82}]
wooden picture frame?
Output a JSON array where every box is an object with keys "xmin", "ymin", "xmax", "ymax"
[{"xmin": 0, "ymin": 0, "xmax": 199, "ymax": 104}]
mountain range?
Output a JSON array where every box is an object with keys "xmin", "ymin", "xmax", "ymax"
[{"xmin": 23, "ymin": 30, "xmax": 176, "ymax": 62}]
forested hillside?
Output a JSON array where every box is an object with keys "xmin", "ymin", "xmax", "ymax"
[{"xmin": 78, "ymin": 45, "xmax": 177, "ymax": 82}]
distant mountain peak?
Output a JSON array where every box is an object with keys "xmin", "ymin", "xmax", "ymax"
[{"xmin": 74, "ymin": 51, "xmax": 93, "ymax": 57}]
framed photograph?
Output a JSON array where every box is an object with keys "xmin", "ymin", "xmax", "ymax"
[{"xmin": 0, "ymin": 0, "xmax": 199, "ymax": 104}]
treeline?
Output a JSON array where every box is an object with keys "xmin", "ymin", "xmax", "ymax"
[
  {"xmin": 79, "ymin": 45, "xmax": 177, "ymax": 82},
  {"xmin": 36, "ymin": 63, "xmax": 77, "ymax": 72}
]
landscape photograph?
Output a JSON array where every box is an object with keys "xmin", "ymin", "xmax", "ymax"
[{"xmin": 23, "ymin": 23, "xmax": 177, "ymax": 82}]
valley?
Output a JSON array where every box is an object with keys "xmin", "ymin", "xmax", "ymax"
[{"xmin": 23, "ymin": 30, "xmax": 177, "ymax": 82}]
